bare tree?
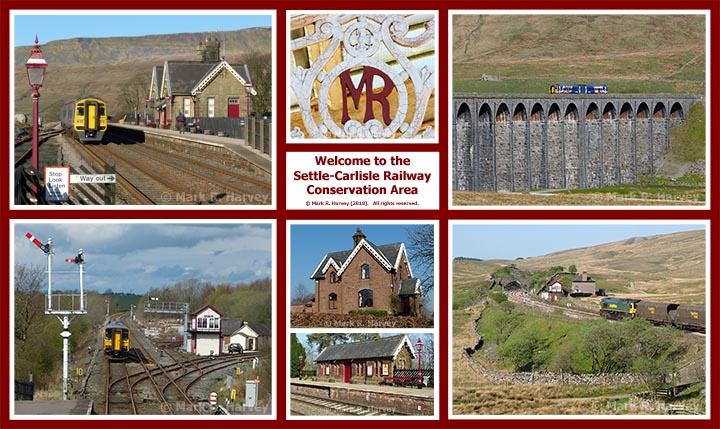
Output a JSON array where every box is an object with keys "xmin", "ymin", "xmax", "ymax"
[
  {"xmin": 405, "ymin": 225, "xmax": 435, "ymax": 315},
  {"xmin": 292, "ymin": 282, "xmax": 310, "ymax": 304},
  {"xmin": 238, "ymin": 52, "xmax": 272, "ymax": 115},
  {"xmin": 14, "ymin": 264, "xmax": 44, "ymax": 342},
  {"xmin": 118, "ymin": 75, "xmax": 148, "ymax": 119}
]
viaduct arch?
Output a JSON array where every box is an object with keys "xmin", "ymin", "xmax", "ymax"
[{"xmin": 452, "ymin": 94, "xmax": 696, "ymax": 192}]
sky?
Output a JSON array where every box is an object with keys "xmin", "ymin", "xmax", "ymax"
[
  {"xmin": 13, "ymin": 12, "xmax": 273, "ymax": 47},
  {"xmin": 452, "ymin": 222, "xmax": 706, "ymax": 261},
  {"xmin": 289, "ymin": 223, "xmax": 435, "ymax": 303},
  {"xmin": 13, "ymin": 222, "xmax": 272, "ymax": 295}
]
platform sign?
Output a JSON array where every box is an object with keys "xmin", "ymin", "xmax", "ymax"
[
  {"xmin": 70, "ymin": 174, "xmax": 116, "ymax": 184},
  {"xmin": 44, "ymin": 166, "xmax": 70, "ymax": 202}
]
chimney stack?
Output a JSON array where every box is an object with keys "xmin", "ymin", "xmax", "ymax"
[
  {"xmin": 352, "ymin": 228, "xmax": 366, "ymax": 247},
  {"xmin": 197, "ymin": 38, "xmax": 221, "ymax": 62}
]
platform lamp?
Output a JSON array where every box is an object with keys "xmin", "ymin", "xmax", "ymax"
[
  {"xmin": 194, "ymin": 90, "xmax": 202, "ymax": 132},
  {"xmin": 25, "ymin": 35, "xmax": 47, "ymax": 176},
  {"xmin": 414, "ymin": 337, "xmax": 423, "ymax": 388}
]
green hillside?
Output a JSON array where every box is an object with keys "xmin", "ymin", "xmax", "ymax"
[{"xmin": 453, "ymin": 14, "xmax": 706, "ymax": 94}]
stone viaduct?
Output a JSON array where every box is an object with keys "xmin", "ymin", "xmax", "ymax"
[{"xmin": 452, "ymin": 94, "xmax": 697, "ymax": 192}]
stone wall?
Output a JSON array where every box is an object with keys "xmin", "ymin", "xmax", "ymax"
[{"xmin": 461, "ymin": 310, "xmax": 645, "ymax": 386}]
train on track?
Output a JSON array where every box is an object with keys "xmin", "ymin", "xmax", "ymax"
[
  {"xmin": 599, "ymin": 297, "xmax": 705, "ymax": 333},
  {"xmin": 60, "ymin": 96, "xmax": 107, "ymax": 143},
  {"xmin": 549, "ymin": 84, "xmax": 608, "ymax": 94},
  {"xmin": 104, "ymin": 320, "xmax": 130, "ymax": 360}
]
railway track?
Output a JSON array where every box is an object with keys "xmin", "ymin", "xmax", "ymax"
[
  {"xmin": 101, "ymin": 315, "xmax": 259, "ymax": 415},
  {"xmin": 67, "ymin": 130, "xmax": 271, "ymax": 205},
  {"xmin": 104, "ymin": 361, "xmax": 137, "ymax": 415},
  {"xmin": 14, "ymin": 128, "xmax": 64, "ymax": 168},
  {"xmin": 290, "ymin": 392, "xmax": 395, "ymax": 416},
  {"xmin": 506, "ymin": 289, "xmax": 601, "ymax": 320}
]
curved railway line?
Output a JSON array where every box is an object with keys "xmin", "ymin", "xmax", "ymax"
[
  {"xmin": 67, "ymin": 128, "xmax": 271, "ymax": 205},
  {"xmin": 101, "ymin": 316, "xmax": 260, "ymax": 415},
  {"xmin": 506, "ymin": 289, "xmax": 601, "ymax": 320}
]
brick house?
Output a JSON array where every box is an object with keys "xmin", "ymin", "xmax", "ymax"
[
  {"xmin": 147, "ymin": 38, "xmax": 256, "ymax": 129},
  {"xmin": 309, "ymin": 229, "xmax": 421, "ymax": 316},
  {"xmin": 315, "ymin": 335, "xmax": 417, "ymax": 383}
]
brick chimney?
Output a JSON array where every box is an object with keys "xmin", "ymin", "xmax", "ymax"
[{"xmin": 352, "ymin": 228, "xmax": 366, "ymax": 247}]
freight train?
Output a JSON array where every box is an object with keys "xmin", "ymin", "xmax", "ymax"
[
  {"xmin": 599, "ymin": 297, "xmax": 705, "ymax": 333},
  {"xmin": 104, "ymin": 320, "xmax": 130, "ymax": 360},
  {"xmin": 60, "ymin": 96, "xmax": 107, "ymax": 143},
  {"xmin": 549, "ymin": 84, "xmax": 608, "ymax": 94}
]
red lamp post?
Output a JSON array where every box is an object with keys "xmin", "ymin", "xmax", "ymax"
[
  {"xmin": 25, "ymin": 36, "xmax": 47, "ymax": 174},
  {"xmin": 415, "ymin": 338, "xmax": 424, "ymax": 388},
  {"xmin": 195, "ymin": 90, "xmax": 202, "ymax": 133},
  {"xmin": 298, "ymin": 354, "xmax": 304, "ymax": 379},
  {"xmin": 165, "ymin": 95, "xmax": 170, "ymax": 129}
]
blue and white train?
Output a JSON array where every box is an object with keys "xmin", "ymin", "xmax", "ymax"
[{"xmin": 549, "ymin": 84, "xmax": 608, "ymax": 94}]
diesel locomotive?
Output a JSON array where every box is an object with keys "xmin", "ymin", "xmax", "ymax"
[
  {"xmin": 60, "ymin": 96, "xmax": 107, "ymax": 143},
  {"xmin": 104, "ymin": 320, "xmax": 130, "ymax": 360},
  {"xmin": 599, "ymin": 297, "xmax": 705, "ymax": 333}
]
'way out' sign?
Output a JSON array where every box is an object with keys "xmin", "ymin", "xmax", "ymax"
[
  {"xmin": 70, "ymin": 174, "xmax": 117, "ymax": 184},
  {"xmin": 44, "ymin": 166, "xmax": 70, "ymax": 202}
]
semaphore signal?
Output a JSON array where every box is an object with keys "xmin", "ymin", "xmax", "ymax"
[
  {"xmin": 65, "ymin": 249, "xmax": 84, "ymax": 264},
  {"xmin": 25, "ymin": 232, "xmax": 50, "ymax": 253}
]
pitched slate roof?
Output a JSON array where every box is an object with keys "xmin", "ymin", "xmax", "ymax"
[
  {"xmin": 247, "ymin": 323, "xmax": 271, "ymax": 337},
  {"xmin": 399, "ymin": 278, "xmax": 421, "ymax": 296},
  {"xmin": 220, "ymin": 318, "xmax": 245, "ymax": 336},
  {"xmin": 165, "ymin": 61, "xmax": 216, "ymax": 95},
  {"xmin": 310, "ymin": 238, "xmax": 409, "ymax": 280},
  {"xmin": 315, "ymin": 335, "xmax": 416, "ymax": 362}
]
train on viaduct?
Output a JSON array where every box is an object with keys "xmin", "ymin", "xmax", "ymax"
[{"xmin": 452, "ymin": 94, "xmax": 698, "ymax": 192}]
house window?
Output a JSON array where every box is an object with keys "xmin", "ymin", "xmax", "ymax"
[
  {"xmin": 361, "ymin": 264, "xmax": 370, "ymax": 279},
  {"xmin": 329, "ymin": 293, "xmax": 337, "ymax": 310},
  {"xmin": 324, "ymin": 365, "xmax": 330, "ymax": 376},
  {"xmin": 330, "ymin": 272, "xmax": 337, "ymax": 283},
  {"xmin": 197, "ymin": 317, "xmax": 219, "ymax": 329},
  {"xmin": 397, "ymin": 359, "xmax": 405, "ymax": 369},
  {"xmin": 366, "ymin": 364, "xmax": 373, "ymax": 377},
  {"xmin": 207, "ymin": 98, "xmax": 215, "ymax": 118},
  {"xmin": 183, "ymin": 98, "xmax": 191, "ymax": 116},
  {"xmin": 359, "ymin": 289, "xmax": 373, "ymax": 307},
  {"xmin": 248, "ymin": 338, "xmax": 254, "ymax": 351},
  {"xmin": 381, "ymin": 363, "xmax": 390, "ymax": 376}
]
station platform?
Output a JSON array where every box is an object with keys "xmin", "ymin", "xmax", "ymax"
[
  {"xmin": 291, "ymin": 378, "xmax": 434, "ymax": 415},
  {"xmin": 291, "ymin": 377, "xmax": 434, "ymax": 399},
  {"xmin": 111, "ymin": 123, "xmax": 272, "ymax": 175},
  {"xmin": 14, "ymin": 400, "xmax": 95, "ymax": 415}
]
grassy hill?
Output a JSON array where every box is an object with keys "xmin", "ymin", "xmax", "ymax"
[
  {"xmin": 452, "ymin": 14, "xmax": 706, "ymax": 94},
  {"xmin": 454, "ymin": 229, "xmax": 706, "ymax": 307},
  {"xmin": 13, "ymin": 28, "xmax": 271, "ymax": 121}
]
